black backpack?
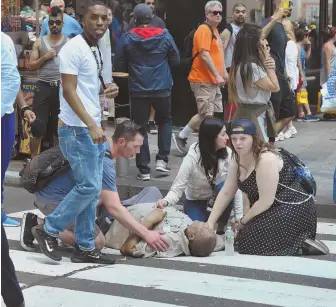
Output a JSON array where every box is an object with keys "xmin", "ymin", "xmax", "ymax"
[
  {"xmin": 22, "ymin": 146, "xmax": 70, "ymax": 194},
  {"xmin": 180, "ymin": 22, "xmax": 217, "ymax": 75},
  {"xmin": 279, "ymin": 148, "xmax": 317, "ymax": 197}
]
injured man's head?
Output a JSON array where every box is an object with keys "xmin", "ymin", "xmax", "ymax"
[{"xmin": 185, "ymin": 221, "xmax": 217, "ymax": 257}]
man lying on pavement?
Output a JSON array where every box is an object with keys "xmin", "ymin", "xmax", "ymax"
[
  {"xmin": 20, "ymin": 121, "xmax": 169, "ymax": 255},
  {"xmin": 105, "ymin": 200, "xmax": 225, "ymax": 258}
]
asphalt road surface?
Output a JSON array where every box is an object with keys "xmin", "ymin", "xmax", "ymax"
[{"xmin": 2, "ymin": 187, "xmax": 336, "ymax": 307}]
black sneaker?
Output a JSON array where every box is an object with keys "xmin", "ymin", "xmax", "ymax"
[
  {"xmin": 172, "ymin": 132, "xmax": 188, "ymax": 155},
  {"xmin": 32, "ymin": 224, "xmax": 62, "ymax": 261},
  {"xmin": 20, "ymin": 213, "xmax": 38, "ymax": 252},
  {"xmin": 70, "ymin": 244, "xmax": 116, "ymax": 264}
]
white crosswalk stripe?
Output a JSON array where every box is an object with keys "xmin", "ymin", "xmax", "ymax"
[{"xmin": 3, "ymin": 210, "xmax": 336, "ymax": 307}]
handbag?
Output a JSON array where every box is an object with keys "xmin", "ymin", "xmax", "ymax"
[
  {"xmin": 321, "ymin": 71, "xmax": 336, "ymax": 112},
  {"xmin": 296, "ymin": 89, "xmax": 309, "ymax": 105}
]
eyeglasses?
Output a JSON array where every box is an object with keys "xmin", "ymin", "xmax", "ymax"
[
  {"xmin": 48, "ymin": 20, "xmax": 62, "ymax": 26},
  {"xmin": 211, "ymin": 11, "xmax": 222, "ymax": 16}
]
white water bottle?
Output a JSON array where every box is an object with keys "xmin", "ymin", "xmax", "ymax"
[{"xmin": 224, "ymin": 226, "xmax": 235, "ymax": 256}]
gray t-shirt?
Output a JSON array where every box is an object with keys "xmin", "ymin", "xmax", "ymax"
[
  {"xmin": 236, "ymin": 63, "xmax": 270, "ymax": 104},
  {"xmin": 236, "ymin": 63, "xmax": 270, "ymax": 141}
]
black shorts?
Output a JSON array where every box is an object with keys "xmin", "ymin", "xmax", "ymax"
[
  {"xmin": 31, "ymin": 81, "xmax": 60, "ymax": 138},
  {"xmin": 270, "ymin": 77, "xmax": 295, "ymax": 121},
  {"xmin": 221, "ymin": 67, "xmax": 231, "ymax": 113}
]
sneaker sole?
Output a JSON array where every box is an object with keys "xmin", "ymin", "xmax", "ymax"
[
  {"xmin": 32, "ymin": 227, "xmax": 62, "ymax": 261},
  {"xmin": 172, "ymin": 134, "xmax": 187, "ymax": 155},
  {"xmin": 303, "ymin": 119, "xmax": 320, "ymax": 122},
  {"xmin": 156, "ymin": 166, "xmax": 171, "ymax": 173},
  {"xmin": 136, "ymin": 176, "xmax": 150, "ymax": 181},
  {"xmin": 70, "ymin": 255, "xmax": 116, "ymax": 265},
  {"xmin": 3, "ymin": 223, "xmax": 20, "ymax": 227},
  {"xmin": 20, "ymin": 214, "xmax": 36, "ymax": 252}
]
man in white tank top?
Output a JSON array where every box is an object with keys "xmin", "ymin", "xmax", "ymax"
[
  {"xmin": 220, "ymin": 3, "xmax": 246, "ymax": 113},
  {"xmin": 220, "ymin": 3, "xmax": 246, "ymax": 70}
]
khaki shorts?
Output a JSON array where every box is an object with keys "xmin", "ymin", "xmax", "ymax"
[
  {"xmin": 190, "ymin": 82, "xmax": 223, "ymax": 116},
  {"xmin": 34, "ymin": 199, "xmax": 101, "ymax": 236}
]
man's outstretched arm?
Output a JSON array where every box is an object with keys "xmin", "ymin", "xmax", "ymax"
[
  {"xmin": 120, "ymin": 209, "xmax": 167, "ymax": 256},
  {"xmin": 101, "ymin": 190, "xmax": 169, "ymax": 252}
]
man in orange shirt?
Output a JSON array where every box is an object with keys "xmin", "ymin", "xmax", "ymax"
[{"xmin": 173, "ymin": 0, "xmax": 227, "ymax": 154}]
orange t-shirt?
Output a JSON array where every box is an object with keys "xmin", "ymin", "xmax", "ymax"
[{"xmin": 188, "ymin": 24, "xmax": 224, "ymax": 84}]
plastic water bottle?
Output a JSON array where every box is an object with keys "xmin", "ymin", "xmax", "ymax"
[{"xmin": 224, "ymin": 226, "xmax": 235, "ymax": 256}]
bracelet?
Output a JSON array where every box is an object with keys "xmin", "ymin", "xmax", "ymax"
[
  {"xmin": 21, "ymin": 105, "xmax": 32, "ymax": 118},
  {"xmin": 240, "ymin": 218, "xmax": 246, "ymax": 225}
]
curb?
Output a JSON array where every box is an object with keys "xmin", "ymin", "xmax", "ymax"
[
  {"xmin": 4, "ymin": 171, "xmax": 334, "ymax": 218},
  {"xmin": 4, "ymin": 171, "xmax": 184, "ymax": 211}
]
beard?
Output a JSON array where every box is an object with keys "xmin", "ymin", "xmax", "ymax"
[
  {"xmin": 51, "ymin": 28, "xmax": 60, "ymax": 34},
  {"xmin": 234, "ymin": 18, "xmax": 245, "ymax": 25}
]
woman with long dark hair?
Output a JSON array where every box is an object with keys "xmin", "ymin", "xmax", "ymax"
[
  {"xmin": 207, "ymin": 119, "xmax": 329, "ymax": 256},
  {"xmin": 229, "ymin": 24, "xmax": 279, "ymax": 141},
  {"xmin": 156, "ymin": 117, "xmax": 242, "ymax": 226}
]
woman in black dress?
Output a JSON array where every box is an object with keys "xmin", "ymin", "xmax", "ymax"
[{"xmin": 207, "ymin": 119, "xmax": 329, "ymax": 256}]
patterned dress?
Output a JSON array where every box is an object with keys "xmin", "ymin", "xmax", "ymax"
[{"xmin": 236, "ymin": 154, "xmax": 317, "ymax": 256}]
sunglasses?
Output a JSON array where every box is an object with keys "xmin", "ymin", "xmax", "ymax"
[
  {"xmin": 48, "ymin": 20, "xmax": 62, "ymax": 26},
  {"xmin": 211, "ymin": 11, "xmax": 222, "ymax": 16}
]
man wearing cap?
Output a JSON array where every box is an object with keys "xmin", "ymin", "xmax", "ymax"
[
  {"xmin": 115, "ymin": 3, "xmax": 180, "ymax": 181},
  {"xmin": 128, "ymin": 0, "xmax": 166, "ymax": 30}
]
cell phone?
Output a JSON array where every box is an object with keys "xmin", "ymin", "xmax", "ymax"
[{"xmin": 282, "ymin": 1, "xmax": 289, "ymax": 9}]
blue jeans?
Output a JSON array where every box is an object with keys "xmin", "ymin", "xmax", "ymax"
[
  {"xmin": 131, "ymin": 96, "xmax": 172, "ymax": 174},
  {"xmin": 184, "ymin": 199, "xmax": 234, "ymax": 225},
  {"xmin": 44, "ymin": 124, "xmax": 105, "ymax": 251},
  {"xmin": 1, "ymin": 113, "xmax": 16, "ymax": 222}
]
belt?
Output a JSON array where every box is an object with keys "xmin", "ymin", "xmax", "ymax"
[{"xmin": 39, "ymin": 80, "xmax": 60, "ymax": 87}]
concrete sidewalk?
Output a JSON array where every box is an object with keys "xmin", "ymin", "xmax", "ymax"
[{"xmin": 5, "ymin": 120, "xmax": 336, "ymax": 218}]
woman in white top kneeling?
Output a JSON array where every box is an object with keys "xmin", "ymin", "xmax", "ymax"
[{"xmin": 156, "ymin": 117, "xmax": 243, "ymax": 227}]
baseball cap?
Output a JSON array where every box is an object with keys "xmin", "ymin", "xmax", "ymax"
[
  {"xmin": 133, "ymin": 3, "xmax": 153, "ymax": 25},
  {"xmin": 231, "ymin": 119, "xmax": 257, "ymax": 135}
]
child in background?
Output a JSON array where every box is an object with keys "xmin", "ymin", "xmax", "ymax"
[{"xmin": 296, "ymin": 28, "xmax": 319, "ymax": 122}]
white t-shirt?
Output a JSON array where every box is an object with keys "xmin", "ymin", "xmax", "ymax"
[
  {"xmin": 1, "ymin": 32, "xmax": 18, "ymax": 65},
  {"xmin": 285, "ymin": 40, "xmax": 299, "ymax": 91},
  {"xmin": 99, "ymin": 29, "xmax": 112, "ymax": 84},
  {"xmin": 58, "ymin": 35, "xmax": 103, "ymax": 127}
]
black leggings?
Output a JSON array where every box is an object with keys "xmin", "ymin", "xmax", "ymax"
[{"xmin": 1, "ymin": 224, "xmax": 24, "ymax": 307}]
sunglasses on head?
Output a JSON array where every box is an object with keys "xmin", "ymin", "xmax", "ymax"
[
  {"xmin": 211, "ymin": 11, "xmax": 222, "ymax": 16},
  {"xmin": 48, "ymin": 20, "xmax": 62, "ymax": 26}
]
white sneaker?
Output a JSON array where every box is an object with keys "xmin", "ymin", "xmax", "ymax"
[
  {"xmin": 275, "ymin": 132, "xmax": 284, "ymax": 142},
  {"xmin": 156, "ymin": 160, "xmax": 171, "ymax": 173},
  {"xmin": 136, "ymin": 173, "xmax": 150, "ymax": 181},
  {"xmin": 283, "ymin": 126, "xmax": 297, "ymax": 139}
]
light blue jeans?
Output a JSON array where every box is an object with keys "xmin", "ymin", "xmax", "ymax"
[{"xmin": 44, "ymin": 124, "xmax": 105, "ymax": 251}]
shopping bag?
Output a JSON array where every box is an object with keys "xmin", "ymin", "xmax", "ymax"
[
  {"xmin": 321, "ymin": 71, "xmax": 336, "ymax": 112},
  {"xmin": 321, "ymin": 96, "xmax": 336, "ymax": 112},
  {"xmin": 296, "ymin": 90, "xmax": 308, "ymax": 104}
]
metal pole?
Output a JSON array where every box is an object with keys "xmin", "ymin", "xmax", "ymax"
[
  {"xmin": 319, "ymin": 0, "xmax": 328, "ymax": 46},
  {"xmin": 264, "ymin": 0, "xmax": 273, "ymax": 18},
  {"xmin": 35, "ymin": 0, "xmax": 40, "ymax": 38},
  {"xmin": 332, "ymin": 0, "xmax": 336, "ymax": 27}
]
